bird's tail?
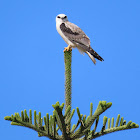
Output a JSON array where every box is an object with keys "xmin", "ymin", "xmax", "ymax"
[
  {"xmin": 86, "ymin": 51, "xmax": 96, "ymax": 64},
  {"xmin": 86, "ymin": 49, "xmax": 104, "ymax": 64}
]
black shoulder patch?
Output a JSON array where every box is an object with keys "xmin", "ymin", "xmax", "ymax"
[{"xmin": 60, "ymin": 23, "xmax": 79, "ymax": 35}]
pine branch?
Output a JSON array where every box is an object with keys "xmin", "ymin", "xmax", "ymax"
[
  {"xmin": 52, "ymin": 102, "xmax": 68, "ymax": 139},
  {"xmin": 86, "ymin": 120, "xmax": 139, "ymax": 140},
  {"xmin": 4, "ymin": 111, "xmax": 60, "ymax": 140},
  {"xmin": 4, "ymin": 102, "xmax": 139, "ymax": 140},
  {"xmin": 64, "ymin": 50, "xmax": 72, "ymax": 133},
  {"xmin": 71, "ymin": 101, "xmax": 112, "ymax": 139}
]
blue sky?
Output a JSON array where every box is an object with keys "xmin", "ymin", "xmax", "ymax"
[{"xmin": 0, "ymin": 0, "xmax": 140, "ymax": 140}]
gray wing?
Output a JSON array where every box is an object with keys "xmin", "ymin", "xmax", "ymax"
[
  {"xmin": 60, "ymin": 22, "xmax": 91, "ymax": 49},
  {"xmin": 60, "ymin": 22, "xmax": 104, "ymax": 62}
]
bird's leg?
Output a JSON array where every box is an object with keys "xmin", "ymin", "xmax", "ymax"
[{"xmin": 63, "ymin": 45, "xmax": 72, "ymax": 52}]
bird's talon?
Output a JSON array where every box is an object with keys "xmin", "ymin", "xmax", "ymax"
[{"xmin": 63, "ymin": 46, "xmax": 72, "ymax": 52}]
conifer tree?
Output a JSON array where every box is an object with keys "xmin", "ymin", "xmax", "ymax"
[{"xmin": 5, "ymin": 50, "xmax": 139, "ymax": 140}]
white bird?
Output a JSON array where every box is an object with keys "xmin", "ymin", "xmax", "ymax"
[{"xmin": 56, "ymin": 14, "xmax": 104, "ymax": 64}]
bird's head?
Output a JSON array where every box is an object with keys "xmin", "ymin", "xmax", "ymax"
[{"xmin": 56, "ymin": 14, "xmax": 68, "ymax": 23}]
